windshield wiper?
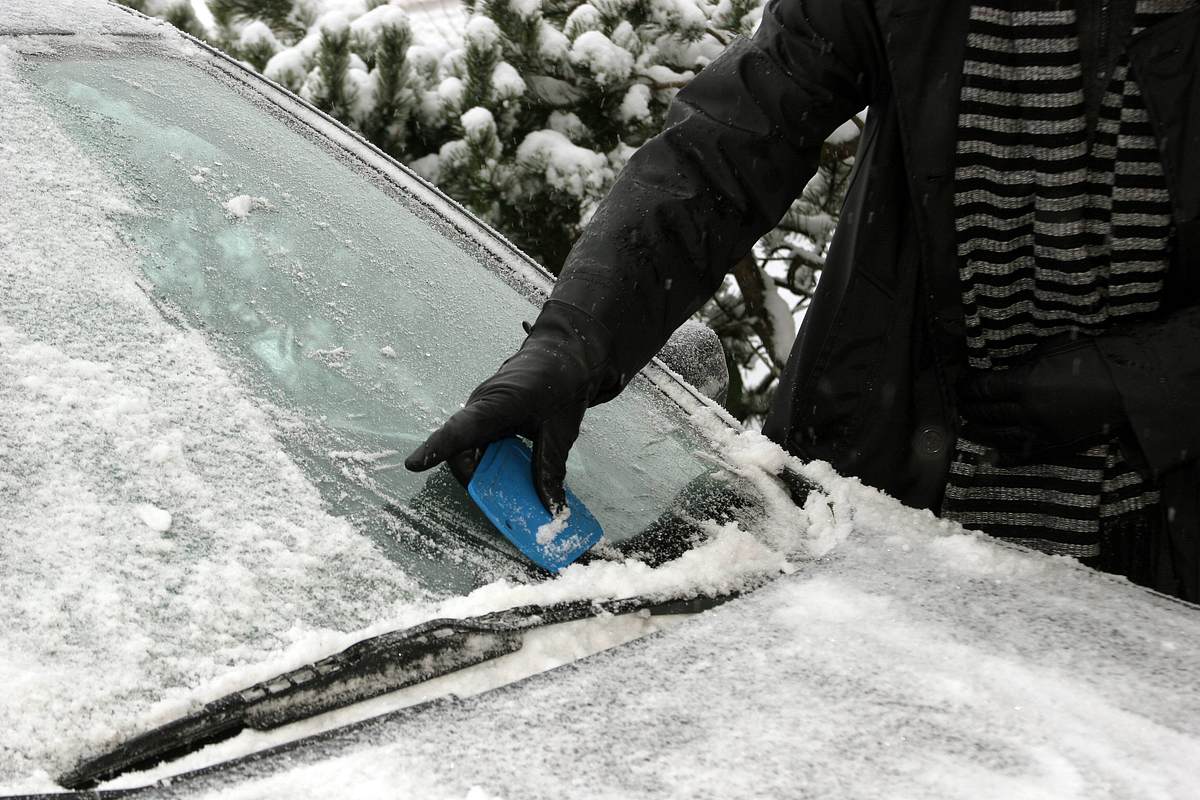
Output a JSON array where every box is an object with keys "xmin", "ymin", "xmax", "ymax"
[
  {"xmin": 59, "ymin": 593, "xmax": 732, "ymax": 791},
  {"xmin": 58, "ymin": 618, "xmax": 519, "ymax": 790}
]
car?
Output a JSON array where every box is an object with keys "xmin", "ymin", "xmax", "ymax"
[{"xmin": 3, "ymin": 2, "xmax": 1200, "ymax": 798}]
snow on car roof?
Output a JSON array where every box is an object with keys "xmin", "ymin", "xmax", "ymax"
[{"xmin": 0, "ymin": 0, "xmax": 160, "ymax": 37}]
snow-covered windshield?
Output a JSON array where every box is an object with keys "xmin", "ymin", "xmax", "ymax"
[
  {"xmin": 0, "ymin": 33, "xmax": 783, "ymax": 790},
  {"xmin": 21, "ymin": 43, "xmax": 737, "ymax": 594}
]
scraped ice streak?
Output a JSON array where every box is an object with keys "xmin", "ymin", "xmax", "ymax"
[{"xmin": 0, "ymin": 46, "xmax": 426, "ymax": 790}]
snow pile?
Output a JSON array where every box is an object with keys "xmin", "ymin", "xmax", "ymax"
[
  {"xmin": 464, "ymin": 15, "xmax": 501, "ymax": 50},
  {"xmin": 423, "ymin": 422, "xmax": 852, "ymax": 620},
  {"xmin": 758, "ymin": 262, "xmax": 795, "ymax": 362},
  {"xmin": 263, "ymin": 37, "xmax": 316, "ymax": 88},
  {"xmin": 348, "ymin": 3, "xmax": 408, "ymax": 49},
  {"xmin": 651, "ymin": 0, "xmax": 711, "ymax": 33},
  {"xmin": 619, "ymin": 82, "xmax": 652, "ymax": 122},
  {"xmin": 827, "ymin": 115, "xmax": 862, "ymax": 145},
  {"xmin": 491, "ymin": 61, "xmax": 527, "ymax": 99}
]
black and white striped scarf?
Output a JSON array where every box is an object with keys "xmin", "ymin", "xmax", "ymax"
[{"xmin": 942, "ymin": 0, "xmax": 1190, "ymax": 560}]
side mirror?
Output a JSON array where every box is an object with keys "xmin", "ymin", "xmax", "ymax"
[{"xmin": 654, "ymin": 320, "xmax": 729, "ymax": 405}]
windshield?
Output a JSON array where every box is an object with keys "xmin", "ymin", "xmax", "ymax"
[{"xmin": 19, "ymin": 43, "xmax": 740, "ymax": 594}]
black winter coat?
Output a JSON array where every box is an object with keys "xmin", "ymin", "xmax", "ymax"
[{"xmin": 551, "ymin": 0, "xmax": 1200, "ymax": 600}]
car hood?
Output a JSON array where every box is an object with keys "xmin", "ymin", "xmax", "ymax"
[{"xmin": 114, "ymin": 485, "xmax": 1200, "ymax": 800}]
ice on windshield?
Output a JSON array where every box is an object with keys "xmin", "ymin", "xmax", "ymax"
[
  {"xmin": 0, "ymin": 43, "xmax": 427, "ymax": 788},
  {"xmin": 22, "ymin": 46, "xmax": 733, "ymax": 595},
  {"xmin": 0, "ymin": 36, "xmax": 780, "ymax": 793}
]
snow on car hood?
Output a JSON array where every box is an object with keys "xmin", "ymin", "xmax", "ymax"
[{"xmin": 155, "ymin": 471, "xmax": 1200, "ymax": 800}]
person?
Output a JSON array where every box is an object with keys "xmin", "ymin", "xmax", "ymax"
[{"xmin": 407, "ymin": 0, "xmax": 1200, "ymax": 600}]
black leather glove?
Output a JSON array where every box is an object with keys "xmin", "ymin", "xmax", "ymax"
[
  {"xmin": 404, "ymin": 299, "xmax": 616, "ymax": 514},
  {"xmin": 957, "ymin": 334, "xmax": 1129, "ymax": 466}
]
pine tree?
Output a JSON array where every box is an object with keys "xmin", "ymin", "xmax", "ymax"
[{"xmin": 130, "ymin": 0, "xmax": 859, "ymax": 425}]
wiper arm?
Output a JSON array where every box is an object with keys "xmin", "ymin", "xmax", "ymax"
[{"xmin": 59, "ymin": 593, "xmax": 733, "ymax": 791}]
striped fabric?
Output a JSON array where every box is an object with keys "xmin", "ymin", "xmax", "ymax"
[{"xmin": 941, "ymin": 0, "xmax": 1191, "ymax": 559}]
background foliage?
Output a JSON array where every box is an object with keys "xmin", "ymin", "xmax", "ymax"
[{"xmin": 128, "ymin": 0, "xmax": 858, "ymax": 424}]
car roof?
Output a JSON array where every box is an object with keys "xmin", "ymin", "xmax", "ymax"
[{"xmin": 0, "ymin": 0, "xmax": 157, "ymax": 37}]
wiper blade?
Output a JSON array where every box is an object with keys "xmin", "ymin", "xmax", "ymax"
[
  {"xmin": 59, "ymin": 593, "xmax": 734, "ymax": 791},
  {"xmin": 59, "ymin": 619, "xmax": 521, "ymax": 790}
]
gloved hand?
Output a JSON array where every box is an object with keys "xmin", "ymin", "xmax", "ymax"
[
  {"xmin": 957, "ymin": 334, "xmax": 1129, "ymax": 466},
  {"xmin": 404, "ymin": 299, "xmax": 616, "ymax": 515}
]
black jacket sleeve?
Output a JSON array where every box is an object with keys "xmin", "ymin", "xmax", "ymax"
[
  {"xmin": 549, "ymin": 0, "xmax": 882, "ymax": 398},
  {"xmin": 1097, "ymin": 305, "xmax": 1200, "ymax": 476}
]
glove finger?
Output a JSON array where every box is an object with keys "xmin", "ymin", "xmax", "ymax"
[
  {"xmin": 532, "ymin": 401, "xmax": 586, "ymax": 516},
  {"xmin": 446, "ymin": 447, "xmax": 485, "ymax": 487},
  {"xmin": 404, "ymin": 396, "xmax": 524, "ymax": 472}
]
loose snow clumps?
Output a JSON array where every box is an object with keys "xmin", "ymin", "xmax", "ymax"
[{"xmin": 223, "ymin": 194, "xmax": 271, "ymax": 218}]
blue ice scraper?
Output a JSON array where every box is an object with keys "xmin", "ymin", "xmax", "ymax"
[{"xmin": 465, "ymin": 437, "xmax": 603, "ymax": 572}]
